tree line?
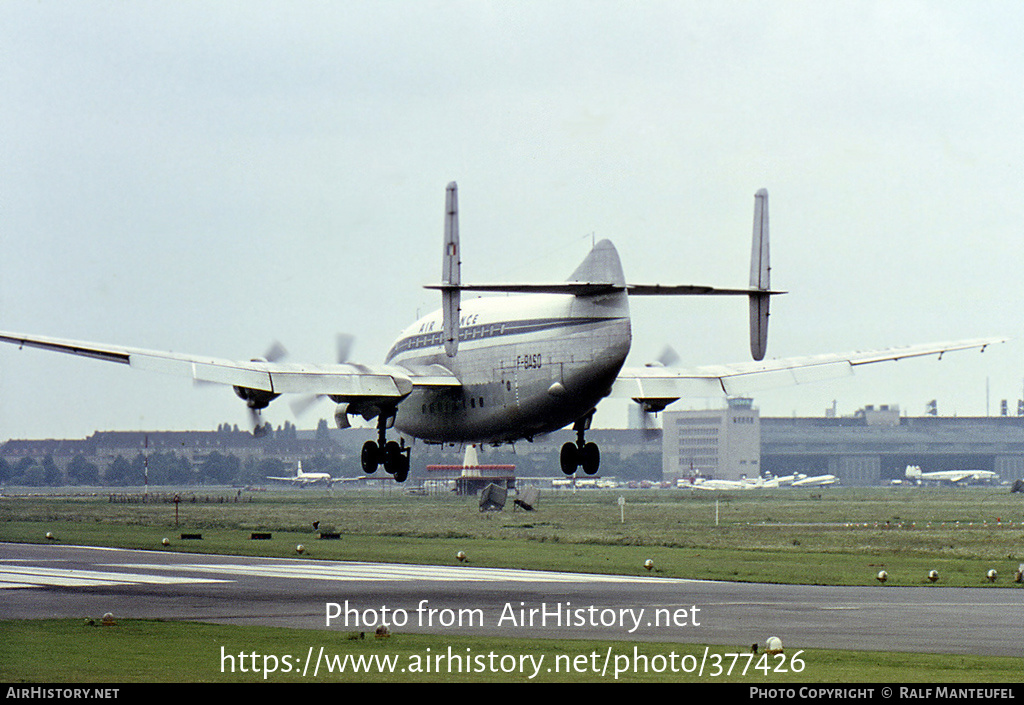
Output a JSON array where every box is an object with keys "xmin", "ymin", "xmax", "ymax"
[{"xmin": 0, "ymin": 452, "xmax": 343, "ymax": 487}]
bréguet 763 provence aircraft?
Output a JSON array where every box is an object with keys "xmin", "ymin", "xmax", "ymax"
[{"xmin": 0, "ymin": 184, "xmax": 1004, "ymax": 482}]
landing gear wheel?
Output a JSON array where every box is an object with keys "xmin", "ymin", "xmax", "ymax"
[
  {"xmin": 383, "ymin": 440, "xmax": 403, "ymax": 474},
  {"xmin": 581, "ymin": 442, "xmax": 600, "ymax": 475},
  {"xmin": 393, "ymin": 454, "xmax": 410, "ymax": 483},
  {"xmin": 382, "ymin": 441, "xmax": 411, "ymax": 482},
  {"xmin": 560, "ymin": 442, "xmax": 579, "ymax": 475},
  {"xmin": 360, "ymin": 440, "xmax": 379, "ymax": 474}
]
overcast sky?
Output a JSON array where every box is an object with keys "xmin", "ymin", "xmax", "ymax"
[{"xmin": 1, "ymin": 1, "xmax": 1022, "ymax": 441}]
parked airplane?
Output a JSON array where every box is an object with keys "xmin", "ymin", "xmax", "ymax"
[
  {"xmin": 682, "ymin": 472, "xmax": 836, "ymax": 490},
  {"xmin": 266, "ymin": 461, "xmax": 334, "ymax": 486},
  {"xmin": 791, "ymin": 473, "xmax": 838, "ymax": 487},
  {"xmin": 0, "ymin": 184, "xmax": 1004, "ymax": 482},
  {"xmin": 685, "ymin": 477, "xmax": 758, "ymax": 491},
  {"xmin": 904, "ymin": 465, "xmax": 998, "ymax": 486}
]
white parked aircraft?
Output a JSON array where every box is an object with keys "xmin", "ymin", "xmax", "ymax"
[
  {"xmin": 683, "ymin": 473, "xmax": 837, "ymax": 490},
  {"xmin": 266, "ymin": 461, "xmax": 334, "ymax": 486},
  {"xmin": 685, "ymin": 477, "xmax": 758, "ymax": 491},
  {"xmin": 791, "ymin": 473, "xmax": 838, "ymax": 487},
  {"xmin": 0, "ymin": 184, "xmax": 1004, "ymax": 482},
  {"xmin": 904, "ymin": 465, "xmax": 998, "ymax": 486}
]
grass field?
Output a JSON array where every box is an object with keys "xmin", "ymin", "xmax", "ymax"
[
  {"xmin": 2, "ymin": 485, "xmax": 1022, "ymax": 683},
  {"xmin": 2, "ymin": 619, "xmax": 1023, "ymax": 683},
  {"xmin": 2, "ymin": 486, "xmax": 1022, "ymax": 586}
]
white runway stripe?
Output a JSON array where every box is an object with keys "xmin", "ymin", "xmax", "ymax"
[
  {"xmin": 113, "ymin": 561, "xmax": 688, "ymax": 584},
  {"xmin": 0, "ymin": 564, "xmax": 232, "ymax": 589}
]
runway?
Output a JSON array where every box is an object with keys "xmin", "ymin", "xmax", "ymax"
[{"xmin": 2, "ymin": 542, "xmax": 1021, "ymax": 657}]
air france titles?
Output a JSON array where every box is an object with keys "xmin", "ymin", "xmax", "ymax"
[{"xmin": 498, "ymin": 601, "xmax": 700, "ymax": 635}]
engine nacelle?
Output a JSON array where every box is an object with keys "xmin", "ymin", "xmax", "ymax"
[
  {"xmin": 634, "ymin": 397, "xmax": 678, "ymax": 414},
  {"xmin": 233, "ymin": 386, "xmax": 279, "ymax": 410}
]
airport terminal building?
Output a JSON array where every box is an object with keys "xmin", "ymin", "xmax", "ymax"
[{"xmin": 664, "ymin": 400, "xmax": 1024, "ymax": 485}]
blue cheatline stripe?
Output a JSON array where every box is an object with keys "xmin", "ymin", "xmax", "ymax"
[{"xmin": 385, "ymin": 317, "xmax": 623, "ymax": 362}]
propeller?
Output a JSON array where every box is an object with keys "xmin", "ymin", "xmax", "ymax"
[
  {"xmin": 646, "ymin": 345, "xmax": 680, "ymax": 368},
  {"xmin": 233, "ymin": 341, "xmax": 289, "ymax": 437},
  {"xmin": 289, "ymin": 333, "xmax": 356, "ymax": 420},
  {"xmin": 260, "ymin": 340, "xmax": 289, "ymax": 364},
  {"xmin": 637, "ymin": 345, "xmax": 681, "ymax": 438}
]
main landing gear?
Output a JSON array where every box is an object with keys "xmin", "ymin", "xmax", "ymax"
[
  {"xmin": 360, "ymin": 410, "xmax": 410, "ymax": 482},
  {"xmin": 560, "ymin": 412, "xmax": 600, "ymax": 476}
]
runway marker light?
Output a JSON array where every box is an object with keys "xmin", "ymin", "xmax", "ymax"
[
  {"xmin": 101, "ymin": 612, "xmax": 115, "ymax": 626},
  {"xmin": 45, "ymin": 532, "xmax": 55, "ymax": 540},
  {"xmin": 765, "ymin": 636, "xmax": 783, "ymax": 655},
  {"xmin": 456, "ymin": 551, "xmax": 467, "ymax": 562},
  {"xmin": 296, "ymin": 544, "xmax": 305, "ymax": 554},
  {"xmin": 644, "ymin": 559, "xmax": 654, "ymax": 571},
  {"xmin": 928, "ymin": 570, "xmax": 939, "ymax": 583},
  {"xmin": 161, "ymin": 538, "xmax": 170, "ymax": 546},
  {"xmin": 986, "ymin": 569, "xmax": 998, "ymax": 582},
  {"xmin": 876, "ymin": 570, "xmax": 888, "ymax": 583}
]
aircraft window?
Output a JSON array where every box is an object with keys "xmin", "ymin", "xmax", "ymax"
[
  {"xmin": 470, "ymin": 398, "xmax": 475, "ymax": 408},
  {"xmin": 479, "ymin": 397, "xmax": 485, "ymax": 407},
  {"xmin": 506, "ymin": 381, "xmax": 511, "ymax": 391}
]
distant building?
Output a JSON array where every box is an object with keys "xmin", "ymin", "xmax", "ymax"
[
  {"xmin": 661, "ymin": 397, "xmax": 760, "ymax": 482},
  {"xmin": 0, "ymin": 426, "xmax": 347, "ymax": 483},
  {"xmin": 760, "ymin": 411, "xmax": 1024, "ymax": 485},
  {"xmin": 661, "ymin": 401, "xmax": 1024, "ymax": 487}
]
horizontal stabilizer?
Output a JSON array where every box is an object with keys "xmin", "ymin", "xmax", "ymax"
[{"xmin": 424, "ymin": 282, "xmax": 784, "ymax": 296}]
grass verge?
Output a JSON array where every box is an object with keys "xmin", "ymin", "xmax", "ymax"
[{"xmin": 1, "ymin": 619, "xmax": 1021, "ymax": 683}]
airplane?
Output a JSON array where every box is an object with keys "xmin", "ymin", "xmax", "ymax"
[
  {"xmin": 760, "ymin": 473, "xmax": 797, "ymax": 487},
  {"xmin": 790, "ymin": 473, "xmax": 838, "ymax": 487},
  {"xmin": 265, "ymin": 461, "xmax": 334, "ymax": 486},
  {"xmin": 0, "ymin": 183, "xmax": 1006, "ymax": 483},
  {"xmin": 684, "ymin": 477, "xmax": 758, "ymax": 491},
  {"xmin": 681, "ymin": 472, "xmax": 837, "ymax": 490},
  {"xmin": 904, "ymin": 465, "xmax": 998, "ymax": 486}
]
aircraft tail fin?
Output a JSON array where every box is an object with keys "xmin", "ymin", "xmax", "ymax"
[
  {"xmin": 749, "ymin": 189, "xmax": 770, "ymax": 361},
  {"xmin": 568, "ymin": 239, "xmax": 626, "ymax": 287},
  {"xmin": 441, "ymin": 182, "xmax": 461, "ymax": 358}
]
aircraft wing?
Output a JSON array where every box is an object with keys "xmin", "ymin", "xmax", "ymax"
[
  {"xmin": 0, "ymin": 330, "xmax": 461, "ymax": 401},
  {"xmin": 612, "ymin": 338, "xmax": 1006, "ymax": 403}
]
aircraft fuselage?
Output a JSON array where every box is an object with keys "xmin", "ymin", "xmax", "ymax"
[{"xmin": 385, "ymin": 291, "xmax": 631, "ymax": 445}]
